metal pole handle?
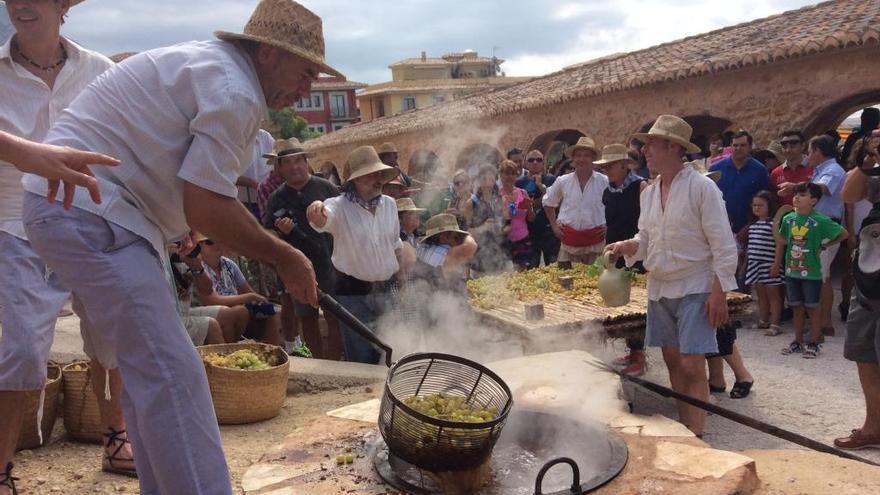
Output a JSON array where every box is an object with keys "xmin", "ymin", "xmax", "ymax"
[
  {"xmin": 317, "ymin": 290, "xmax": 394, "ymax": 367},
  {"xmin": 534, "ymin": 457, "xmax": 581, "ymax": 495}
]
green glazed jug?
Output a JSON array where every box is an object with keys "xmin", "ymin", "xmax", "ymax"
[{"xmin": 597, "ymin": 252, "xmax": 631, "ymax": 307}]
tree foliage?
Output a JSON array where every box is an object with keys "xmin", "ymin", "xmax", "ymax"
[{"xmin": 266, "ymin": 107, "xmax": 321, "ymax": 141}]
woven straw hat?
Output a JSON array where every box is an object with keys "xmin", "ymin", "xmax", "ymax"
[
  {"xmin": 633, "ymin": 115, "xmax": 701, "ymax": 154},
  {"xmin": 377, "ymin": 142, "xmax": 399, "ymax": 155},
  {"xmin": 396, "ymin": 197, "xmax": 425, "ymax": 212},
  {"xmin": 343, "ymin": 146, "xmax": 399, "ymax": 184},
  {"xmin": 594, "ymin": 144, "xmax": 635, "ymax": 165},
  {"xmin": 215, "ymin": 0, "xmax": 342, "ymax": 78},
  {"xmin": 766, "ymin": 141, "xmax": 785, "ymax": 163},
  {"xmin": 564, "ymin": 136, "xmax": 600, "ymax": 158},
  {"xmin": 262, "ymin": 138, "xmax": 314, "ymax": 164},
  {"xmin": 420, "ymin": 213, "xmax": 468, "ymax": 243}
]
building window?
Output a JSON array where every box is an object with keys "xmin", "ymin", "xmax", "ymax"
[
  {"xmin": 376, "ymin": 99, "xmax": 385, "ymax": 118},
  {"xmin": 333, "ymin": 123, "xmax": 346, "ymax": 131},
  {"xmin": 307, "ymin": 124, "xmax": 326, "ymax": 134},
  {"xmin": 294, "ymin": 93, "xmax": 323, "ymax": 110},
  {"xmin": 402, "ymin": 97, "xmax": 416, "ymax": 111},
  {"xmin": 432, "ymin": 94, "xmax": 445, "ymax": 105},
  {"xmin": 329, "ymin": 93, "xmax": 348, "ymax": 118}
]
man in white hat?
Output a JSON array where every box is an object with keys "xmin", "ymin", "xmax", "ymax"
[
  {"xmin": 307, "ymin": 145, "xmax": 403, "ymax": 364},
  {"xmin": 0, "ymin": 1, "xmax": 138, "ymax": 491},
  {"xmin": 17, "ymin": 1, "xmax": 336, "ymax": 493},
  {"xmin": 543, "ymin": 136, "xmax": 609, "ymax": 265},
  {"xmin": 607, "ymin": 115, "xmax": 738, "ymax": 437}
]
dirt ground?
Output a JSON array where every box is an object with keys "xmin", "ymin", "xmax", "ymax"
[{"xmin": 11, "ymin": 387, "xmax": 380, "ymax": 494}]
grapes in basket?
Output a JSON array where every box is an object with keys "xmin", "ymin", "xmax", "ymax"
[
  {"xmin": 403, "ymin": 393, "xmax": 498, "ymax": 423},
  {"xmin": 203, "ymin": 349, "xmax": 278, "ymax": 370}
]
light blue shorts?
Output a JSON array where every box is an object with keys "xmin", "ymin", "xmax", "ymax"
[{"xmin": 646, "ymin": 293, "xmax": 718, "ymax": 355}]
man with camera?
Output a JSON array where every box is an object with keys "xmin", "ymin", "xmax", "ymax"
[{"xmin": 263, "ymin": 139, "xmax": 343, "ymax": 359}]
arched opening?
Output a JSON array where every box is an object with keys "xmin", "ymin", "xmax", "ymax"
[
  {"xmin": 527, "ymin": 129, "xmax": 585, "ymax": 175},
  {"xmin": 408, "ymin": 149, "xmax": 442, "ymax": 182},
  {"xmin": 805, "ymin": 89, "xmax": 880, "ymax": 141},
  {"xmin": 634, "ymin": 115, "xmax": 734, "ymax": 155},
  {"xmin": 454, "ymin": 143, "xmax": 503, "ymax": 173}
]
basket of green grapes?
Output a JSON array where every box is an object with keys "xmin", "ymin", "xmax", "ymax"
[
  {"xmin": 378, "ymin": 353, "xmax": 513, "ymax": 472},
  {"xmin": 198, "ymin": 343, "xmax": 289, "ymax": 424}
]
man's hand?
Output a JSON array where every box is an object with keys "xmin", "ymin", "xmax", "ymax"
[
  {"xmin": 705, "ymin": 280, "xmax": 729, "ymax": 328},
  {"xmin": 275, "ymin": 217, "xmax": 294, "ymax": 235},
  {"xmin": 13, "ymin": 140, "xmax": 120, "ymax": 209},
  {"xmin": 605, "ymin": 239, "xmax": 639, "ymax": 258},
  {"xmin": 273, "ymin": 247, "xmax": 318, "ymax": 306},
  {"xmin": 777, "ymin": 182, "xmax": 795, "ymax": 196},
  {"xmin": 244, "ymin": 292, "xmax": 268, "ymax": 304},
  {"xmin": 551, "ymin": 223, "xmax": 565, "ymax": 240},
  {"xmin": 306, "ymin": 200, "xmax": 327, "ymax": 228}
]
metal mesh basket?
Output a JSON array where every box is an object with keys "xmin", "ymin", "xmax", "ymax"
[{"xmin": 378, "ymin": 352, "xmax": 513, "ymax": 472}]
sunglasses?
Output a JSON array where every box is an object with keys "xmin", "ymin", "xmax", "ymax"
[
  {"xmin": 780, "ymin": 140, "xmax": 802, "ymax": 147},
  {"xmin": 200, "ymin": 239, "xmax": 215, "ymax": 246},
  {"xmin": 527, "ymin": 157, "xmax": 544, "ymax": 163}
]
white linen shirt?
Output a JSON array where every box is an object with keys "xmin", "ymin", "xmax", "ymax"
[
  {"xmin": 0, "ymin": 37, "xmax": 112, "ymax": 238},
  {"xmin": 625, "ymin": 165, "xmax": 738, "ymax": 300},
  {"xmin": 542, "ymin": 171, "xmax": 608, "ymax": 230},
  {"xmin": 237, "ymin": 128, "xmax": 274, "ymax": 203},
  {"xmin": 22, "ymin": 40, "xmax": 267, "ymax": 253},
  {"xmin": 311, "ymin": 195, "xmax": 403, "ymax": 282}
]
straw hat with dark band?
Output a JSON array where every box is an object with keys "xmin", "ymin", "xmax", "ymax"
[
  {"xmin": 632, "ymin": 115, "xmax": 701, "ymax": 154},
  {"xmin": 215, "ymin": 0, "xmax": 342, "ymax": 78},
  {"xmin": 594, "ymin": 144, "xmax": 635, "ymax": 166},
  {"xmin": 263, "ymin": 138, "xmax": 314, "ymax": 164},
  {"xmin": 564, "ymin": 136, "xmax": 600, "ymax": 158},
  {"xmin": 343, "ymin": 146, "xmax": 399, "ymax": 184},
  {"xmin": 396, "ymin": 197, "xmax": 425, "ymax": 212},
  {"xmin": 420, "ymin": 213, "xmax": 468, "ymax": 243}
]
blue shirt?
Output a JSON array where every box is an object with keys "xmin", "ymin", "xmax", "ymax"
[
  {"xmin": 709, "ymin": 157, "xmax": 770, "ymax": 233},
  {"xmin": 811, "ymin": 158, "xmax": 845, "ymax": 220}
]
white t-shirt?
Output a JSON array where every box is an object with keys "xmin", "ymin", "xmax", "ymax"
[
  {"xmin": 23, "ymin": 40, "xmax": 267, "ymax": 252},
  {"xmin": 237, "ymin": 128, "xmax": 274, "ymax": 203},
  {"xmin": 311, "ymin": 195, "xmax": 403, "ymax": 282},
  {"xmin": 0, "ymin": 37, "xmax": 112, "ymax": 238},
  {"xmin": 542, "ymin": 170, "xmax": 608, "ymax": 230}
]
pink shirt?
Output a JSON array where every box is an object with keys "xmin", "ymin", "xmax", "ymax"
[{"xmin": 506, "ymin": 188, "xmax": 530, "ymax": 242}]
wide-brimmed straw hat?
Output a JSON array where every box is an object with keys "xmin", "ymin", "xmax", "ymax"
[
  {"xmin": 377, "ymin": 142, "xmax": 399, "ymax": 155},
  {"xmin": 420, "ymin": 213, "xmax": 468, "ymax": 243},
  {"xmin": 632, "ymin": 115, "xmax": 701, "ymax": 154},
  {"xmin": 343, "ymin": 146, "xmax": 399, "ymax": 184},
  {"xmin": 564, "ymin": 136, "xmax": 600, "ymax": 158},
  {"xmin": 594, "ymin": 144, "xmax": 635, "ymax": 166},
  {"xmin": 263, "ymin": 138, "xmax": 314, "ymax": 164},
  {"xmin": 396, "ymin": 197, "xmax": 425, "ymax": 213},
  {"xmin": 766, "ymin": 141, "xmax": 786, "ymax": 163},
  {"xmin": 215, "ymin": 0, "xmax": 342, "ymax": 78}
]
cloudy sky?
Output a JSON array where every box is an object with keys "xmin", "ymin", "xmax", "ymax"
[{"xmin": 4, "ymin": 0, "xmax": 815, "ymax": 83}]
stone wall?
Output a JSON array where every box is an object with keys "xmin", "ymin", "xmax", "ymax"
[{"xmin": 313, "ymin": 45, "xmax": 880, "ymax": 175}]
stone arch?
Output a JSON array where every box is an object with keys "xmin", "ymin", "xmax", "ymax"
[
  {"xmin": 408, "ymin": 149, "xmax": 442, "ymax": 181},
  {"xmin": 454, "ymin": 143, "xmax": 503, "ymax": 172},
  {"xmin": 527, "ymin": 129, "xmax": 585, "ymax": 174},
  {"xmin": 803, "ymin": 89, "xmax": 880, "ymax": 138},
  {"xmin": 635, "ymin": 115, "xmax": 735, "ymax": 154}
]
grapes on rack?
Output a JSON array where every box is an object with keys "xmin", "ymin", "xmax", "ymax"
[
  {"xmin": 403, "ymin": 393, "xmax": 498, "ymax": 423},
  {"xmin": 203, "ymin": 349, "xmax": 279, "ymax": 370}
]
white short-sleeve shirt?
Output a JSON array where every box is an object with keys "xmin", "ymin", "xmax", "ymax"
[
  {"xmin": 237, "ymin": 129, "xmax": 274, "ymax": 203},
  {"xmin": 542, "ymin": 171, "xmax": 608, "ymax": 230},
  {"xmin": 22, "ymin": 40, "xmax": 267, "ymax": 252},
  {"xmin": 0, "ymin": 37, "xmax": 112, "ymax": 238}
]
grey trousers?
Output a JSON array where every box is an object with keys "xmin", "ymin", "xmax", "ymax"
[{"xmin": 23, "ymin": 193, "xmax": 232, "ymax": 495}]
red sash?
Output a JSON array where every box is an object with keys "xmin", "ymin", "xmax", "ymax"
[{"xmin": 561, "ymin": 225, "xmax": 605, "ymax": 247}]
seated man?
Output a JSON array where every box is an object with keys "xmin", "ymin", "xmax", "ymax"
[
  {"xmin": 184, "ymin": 237, "xmax": 284, "ymax": 346},
  {"xmin": 413, "ymin": 213, "xmax": 478, "ymax": 292}
]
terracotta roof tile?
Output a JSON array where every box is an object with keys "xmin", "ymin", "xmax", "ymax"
[{"xmin": 307, "ymin": 0, "xmax": 879, "ymax": 151}]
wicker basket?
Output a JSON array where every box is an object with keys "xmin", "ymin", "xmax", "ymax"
[
  {"xmin": 61, "ymin": 361, "xmax": 104, "ymax": 443},
  {"xmin": 197, "ymin": 343, "xmax": 289, "ymax": 425},
  {"xmin": 17, "ymin": 363, "xmax": 63, "ymax": 450},
  {"xmin": 378, "ymin": 353, "xmax": 513, "ymax": 472}
]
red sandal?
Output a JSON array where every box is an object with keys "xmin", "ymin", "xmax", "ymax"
[{"xmin": 102, "ymin": 428, "xmax": 138, "ymax": 478}]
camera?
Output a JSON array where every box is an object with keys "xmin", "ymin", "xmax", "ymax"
[
  {"xmin": 245, "ymin": 302, "xmax": 276, "ymax": 318},
  {"xmin": 273, "ymin": 208, "xmax": 308, "ymax": 240}
]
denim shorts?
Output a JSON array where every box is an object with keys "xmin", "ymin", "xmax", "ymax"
[
  {"xmin": 646, "ymin": 293, "xmax": 718, "ymax": 355},
  {"xmin": 785, "ymin": 277, "xmax": 822, "ymax": 308},
  {"xmin": 844, "ymin": 290, "xmax": 880, "ymax": 363}
]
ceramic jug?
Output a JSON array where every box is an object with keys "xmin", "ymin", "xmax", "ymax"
[{"xmin": 597, "ymin": 252, "xmax": 631, "ymax": 307}]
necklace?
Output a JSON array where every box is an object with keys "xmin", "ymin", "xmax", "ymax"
[{"xmin": 14, "ymin": 41, "xmax": 67, "ymax": 72}]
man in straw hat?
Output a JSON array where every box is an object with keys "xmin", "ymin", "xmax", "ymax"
[
  {"xmin": 607, "ymin": 115, "xmax": 738, "ymax": 436},
  {"xmin": 263, "ymin": 138, "xmax": 343, "ymax": 360},
  {"xmin": 308, "ymin": 145, "xmax": 404, "ymax": 364},
  {"xmin": 17, "ymin": 1, "xmax": 338, "ymax": 492},
  {"xmin": 543, "ymin": 136, "xmax": 609, "ymax": 265},
  {"xmin": 413, "ymin": 213, "xmax": 477, "ymax": 291},
  {"xmin": 377, "ymin": 141, "xmax": 413, "ymax": 187},
  {"xmin": 0, "ymin": 1, "xmax": 138, "ymax": 490}
]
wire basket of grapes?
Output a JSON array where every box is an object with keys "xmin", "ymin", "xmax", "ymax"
[
  {"xmin": 378, "ymin": 352, "xmax": 513, "ymax": 472},
  {"xmin": 198, "ymin": 343, "xmax": 289, "ymax": 424}
]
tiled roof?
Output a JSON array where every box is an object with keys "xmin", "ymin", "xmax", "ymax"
[
  {"xmin": 358, "ymin": 77, "xmax": 531, "ymax": 97},
  {"xmin": 306, "ymin": 0, "xmax": 880, "ymax": 151},
  {"xmin": 312, "ymin": 79, "xmax": 367, "ymax": 91},
  {"xmin": 389, "ymin": 57, "xmax": 454, "ymax": 67}
]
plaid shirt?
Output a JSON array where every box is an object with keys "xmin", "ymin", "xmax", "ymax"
[
  {"xmin": 416, "ymin": 243, "xmax": 450, "ymax": 268},
  {"xmin": 257, "ymin": 173, "xmax": 285, "ymax": 220}
]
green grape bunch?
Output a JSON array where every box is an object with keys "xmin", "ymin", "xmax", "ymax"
[
  {"xmin": 204, "ymin": 349, "xmax": 280, "ymax": 370},
  {"xmin": 403, "ymin": 393, "xmax": 498, "ymax": 423}
]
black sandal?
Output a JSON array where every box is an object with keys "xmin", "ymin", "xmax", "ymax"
[
  {"xmin": 1, "ymin": 462, "xmax": 18, "ymax": 495},
  {"xmin": 709, "ymin": 384, "xmax": 726, "ymax": 394},
  {"xmin": 729, "ymin": 381, "xmax": 754, "ymax": 399},
  {"xmin": 102, "ymin": 428, "xmax": 138, "ymax": 478}
]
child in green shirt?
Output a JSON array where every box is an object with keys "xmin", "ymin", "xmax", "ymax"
[{"xmin": 772, "ymin": 182, "xmax": 847, "ymax": 358}]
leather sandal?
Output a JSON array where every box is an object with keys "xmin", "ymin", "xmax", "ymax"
[
  {"xmin": 0, "ymin": 462, "xmax": 18, "ymax": 495},
  {"xmin": 102, "ymin": 428, "xmax": 138, "ymax": 478}
]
